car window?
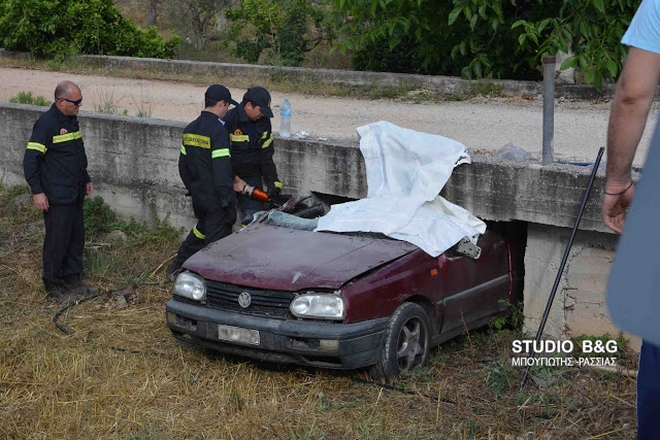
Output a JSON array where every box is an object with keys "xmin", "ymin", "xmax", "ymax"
[{"xmin": 262, "ymin": 211, "xmax": 319, "ymax": 231}]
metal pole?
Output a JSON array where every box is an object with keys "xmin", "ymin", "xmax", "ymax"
[
  {"xmin": 542, "ymin": 56, "xmax": 556, "ymax": 165},
  {"xmin": 519, "ymin": 147, "xmax": 604, "ymax": 391}
]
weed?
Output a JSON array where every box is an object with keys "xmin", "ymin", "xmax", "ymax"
[
  {"xmin": 486, "ymin": 360, "xmax": 517, "ymax": 394},
  {"xmin": 446, "ymin": 92, "xmax": 466, "ymax": 101},
  {"xmin": 83, "ymin": 196, "xmax": 118, "ymax": 240},
  {"xmin": 0, "ymin": 185, "xmax": 41, "ymax": 228},
  {"xmin": 131, "ymin": 86, "xmax": 153, "ymax": 118},
  {"xmin": 489, "ymin": 316, "xmax": 508, "ymax": 331},
  {"xmin": 517, "ymin": 390, "xmax": 552, "ymax": 406},
  {"xmin": 95, "ymin": 88, "xmax": 123, "ymax": 114},
  {"xmin": 470, "ymin": 81, "xmax": 503, "ymax": 97},
  {"xmin": 9, "ymin": 91, "xmax": 50, "ymax": 106},
  {"xmin": 490, "ymin": 300, "xmax": 524, "ymax": 331},
  {"xmin": 6, "ymin": 184, "xmax": 30, "ymax": 198},
  {"xmin": 269, "ymin": 69, "xmax": 293, "ymax": 84},
  {"xmin": 407, "ymin": 89, "xmax": 437, "ymax": 103},
  {"xmin": 81, "ymin": 201, "xmax": 180, "ymax": 284},
  {"xmin": 367, "ymin": 85, "xmax": 416, "ymax": 100},
  {"xmin": 46, "ymin": 58, "xmax": 63, "ymax": 71}
]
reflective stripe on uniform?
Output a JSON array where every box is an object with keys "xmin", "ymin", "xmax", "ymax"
[
  {"xmin": 211, "ymin": 148, "xmax": 230, "ymax": 159},
  {"xmin": 193, "ymin": 225, "xmax": 205, "ymax": 240},
  {"xmin": 180, "ymin": 144, "xmax": 187, "ymax": 155},
  {"xmin": 53, "ymin": 131, "xmax": 82, "ymax": 144},
  {"xmin": 182, "ymin": 133, "xmax": 211, "ymax": 149},
  {"xmin": 27, "ymin": 142, "xmax": 46, "ymax": 154},
  {"xmin": 230, "ymin": 133, "xmax": 249, "ymax": 143},
  {"xmin": 261, "ymin": 132, "xmax": 273, "ymax": 148}
]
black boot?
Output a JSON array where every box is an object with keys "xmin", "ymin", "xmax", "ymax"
[
  {"xmin": 63, "ymin": 274, "xmax": 97, "ymax": 296},
  {"xmin": 44, "ymin": 280, "xmax": 79, "ymax": 305}
]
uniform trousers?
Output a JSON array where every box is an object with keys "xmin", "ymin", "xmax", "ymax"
[
  {"xmin": 174, "ymin": 206, "xmax": 233, "ymax": 267},
  {"xmin": 637, "ymin": 341, "xmax": 660, "ymax": 439},
  {"xmin": 42, "ymin": 202, "xmax": 84, "ymax": 286}
]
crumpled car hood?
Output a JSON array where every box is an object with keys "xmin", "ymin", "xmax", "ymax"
[{"xmin": 183, "ymin": 223, "xmax": 418, "ymax": 291}]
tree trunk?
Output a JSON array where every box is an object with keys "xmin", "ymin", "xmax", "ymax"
[{"xmin": 146, "ymin": 0, "xmax": 158, "ymax": 27}]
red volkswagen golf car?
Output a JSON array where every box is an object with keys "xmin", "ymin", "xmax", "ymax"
[{"xmin": 165, "ymin": 198, "xmax": 525, "ymax": 380}]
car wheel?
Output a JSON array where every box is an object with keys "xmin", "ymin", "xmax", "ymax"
[{"xmin": 370, "ymin": 302, "xmax": 431, "ymax": 381}]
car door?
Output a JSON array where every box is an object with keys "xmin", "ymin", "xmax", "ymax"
[{"xmin": 436, "ymin": 231, "xmax": 510, "ymax": 335}]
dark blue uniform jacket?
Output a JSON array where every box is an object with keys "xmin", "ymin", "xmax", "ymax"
[
  {"xmin": 23, "ymin": 104, "xmax": 91, "ymax": 206},
  {"xmin": 225, "ymin": 104, "xmax": 279, "ymax": 184},
  {"xmin": 179, "ymin": 111, "xmax": 235, "ymax": 218}
]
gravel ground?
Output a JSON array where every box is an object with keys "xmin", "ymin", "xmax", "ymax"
[{"xmin": 1, "ymin": 66, "xmax": 656, "ymax": 166}]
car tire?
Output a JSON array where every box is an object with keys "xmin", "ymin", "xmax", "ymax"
[{"xmin": 370, "ymin": 302, "xmax": 431, "ymax": 381}]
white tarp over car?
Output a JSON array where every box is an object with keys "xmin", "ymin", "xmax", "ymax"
[{"xmin": 315, "ymin": 121, "xmax": 486, "ymax": 257}]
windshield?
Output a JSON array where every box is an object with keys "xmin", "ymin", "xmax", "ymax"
[
  {"xmin": 260, "ymin": 210, "xmax": 394, "ymax": 241},
  {"xmin": 262, "ymin": 211, "xmax": 319, "ymax": 231}
]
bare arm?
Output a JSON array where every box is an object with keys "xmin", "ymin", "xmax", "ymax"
[{"xmin": 603, "ymin": 47, "xmax": 660, "ymax": 233}]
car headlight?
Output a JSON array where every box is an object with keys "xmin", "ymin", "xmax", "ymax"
[
  {"xmin": 290, "ymin": 292, "xmax": 344, "ymax": 320},
  {"xmin": 173, "ymin": 271, "xmax": 206, "ymax": 301}
]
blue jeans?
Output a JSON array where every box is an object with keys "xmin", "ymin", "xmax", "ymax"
[{"xmin": 637, "ymin": 341, "xmax": 660, "ymax": 439}]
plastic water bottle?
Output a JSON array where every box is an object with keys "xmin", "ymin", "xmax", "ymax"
[{"xmin": 280, "ymin": 98, "xmax": 291, "ymax": 138}]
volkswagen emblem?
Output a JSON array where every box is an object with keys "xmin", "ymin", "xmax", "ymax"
[{"xmin": 238, "ymin": 292, "xmax": 252, "ymax": 308}]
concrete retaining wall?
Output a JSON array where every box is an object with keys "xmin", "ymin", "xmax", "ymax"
[
  {"xmin": 1, "ymin": 103, "xmax": 633, "ymax": 346},
  {"xmin": 0, "ymin": 51, "xmax": 616, "ymax": 100}
]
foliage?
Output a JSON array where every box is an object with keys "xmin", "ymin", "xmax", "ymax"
[
  {"xmin": 5, "ymin": 185, "xmax": 30, "ymax": 198},
  {"xmin": 511, "ymin": 0, "xmax": 638, "ymax": 91},
  {"xmin": 486, "ymin": 360, "xmax": 517, "ymax": 394},
  {"xmin": 330, "ymin": 0, "xmax": 641, "ymax": 89},
  {"xmin": 83, "ymin": 196, "xmax": 118, "ymax": 240},
  {"xmin": 490, "ymin": 300, "xmax": 523, "ymax": 331},
  {"xmin": 225, "ymin": 0, "xmax": 335, "ymax": 66},
  {"xmin": 0, "ymin": 0, "xmax": 180, "ymax": 61},
  {"xmin": 170, "ymin": 0, "xmax": 235, "ymax": 51},
  {"xmin": 9, "ymin": 91, "xmax": 49, "ymax": 106}
]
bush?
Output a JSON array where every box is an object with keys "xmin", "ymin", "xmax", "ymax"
[
  {"xmin": 9, "ymin": 91, "xmax": 50, "ymax": 106},
  {"xmin": 0, "ymin": 0, "xmax": 179, "ymax": 61},
  {"xmin": 83, "ymin": 196, "xmax": 117, "ymax": 241}
]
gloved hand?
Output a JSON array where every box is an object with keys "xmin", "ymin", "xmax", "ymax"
[
  {"xmin": 268, "ymin": 181, "xmax": 283, "ymax": 198},
  {"xmin": 224, "ymin": 202, "xmax": 237, "ymax": 225}
]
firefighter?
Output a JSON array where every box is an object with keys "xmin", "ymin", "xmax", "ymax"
[
  {"xmin": 167, "ymin": 84, "xmax": 238, "ymax": 279},
  {"xmin": 225, "ymin": 86, "xmax": 283, "ymax": 224},
  {"xmin": 23, "ymin": 80, "xmax": 95, "ymax": 304}
]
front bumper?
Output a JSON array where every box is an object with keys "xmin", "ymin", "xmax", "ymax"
[{"xmin": 165, "ymin": 298, "xmax": 388, "ymax": 370}]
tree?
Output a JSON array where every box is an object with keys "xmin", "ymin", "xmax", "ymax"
[
  {"xmin": 146, "ymin": 0, "xmax": 158, "ymax": 27},
  {"xmin": 173, "ymin": 0, "xmax": 236, "ymax": 50},
  {"xmin": 225, "ymin": 0, "xmax": 335, "ymax": 66},
  {"xmin": 330, "ymin": 0, "xmax": 641, "ymax": 89},
  {"xmin": 0, "ymin": 0, "xmax": 179, "ymax": 60}
]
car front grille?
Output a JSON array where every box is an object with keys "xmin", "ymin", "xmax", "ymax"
[{"xmin": 205, "ymin": 280, "xmax": 295, "ymax": 319}]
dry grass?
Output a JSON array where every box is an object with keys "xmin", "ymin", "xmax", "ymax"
[{"xmin": 0, "ymin": 185, "xmax": 637, "ymax": 439}]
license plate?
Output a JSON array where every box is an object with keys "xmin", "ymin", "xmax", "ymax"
[{"xmin": 217, "ymin": 324, "xmax": 260, "ymax": 345}]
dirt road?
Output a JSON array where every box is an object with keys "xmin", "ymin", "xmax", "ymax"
[{"xmin": 1, "ymin": 66, "xmax": 654, "ymax": 165}]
